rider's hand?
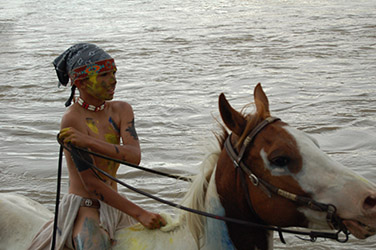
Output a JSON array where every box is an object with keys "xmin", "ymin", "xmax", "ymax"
[
  {"xmin": 137, "ymin": 211, "xmax": 166, "ymax": 230},
  {"xmin": 59, "ymin": 127, "xmax": 89, "ymax": 148}
]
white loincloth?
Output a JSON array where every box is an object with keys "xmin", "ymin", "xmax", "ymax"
[{"xmin": 27, "ymin": 193, "xmax": 136, "ymax": 250}]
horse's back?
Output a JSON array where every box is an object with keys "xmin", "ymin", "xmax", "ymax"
[
  {"xmin": 0, "ymin": 193, "xmax": 52, "ymax": 250},
  {"xmin": 113, "ymin": 215, "xmax": 197, "ymax": 250}
]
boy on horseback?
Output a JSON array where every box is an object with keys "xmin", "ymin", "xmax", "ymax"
[{"xmin": 28, "ymin": 43, "xmax": 165, "ymax": 250}]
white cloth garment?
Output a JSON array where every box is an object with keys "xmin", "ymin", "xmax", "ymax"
[{"xmin": 27, "ymin": 193, "xmax": 136, "ymax": 250}]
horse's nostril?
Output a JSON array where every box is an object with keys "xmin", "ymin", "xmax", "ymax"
[{"xmin": 364, "ymin": 196, "xmax": 376, "ymax": 210}]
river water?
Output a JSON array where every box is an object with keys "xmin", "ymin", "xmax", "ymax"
[{"xmin": 0, "ymin": 0, "xmax": 375, "ymax": 249}]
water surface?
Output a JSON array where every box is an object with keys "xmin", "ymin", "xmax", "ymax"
[{"xmin": 0, "ymin": 0, "xmax": 375, "ymax": 249}]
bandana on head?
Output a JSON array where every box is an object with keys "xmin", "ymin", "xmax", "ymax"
[{"xmin": 53, "ymin": 43, "xmax": 117, "ymax": 106}]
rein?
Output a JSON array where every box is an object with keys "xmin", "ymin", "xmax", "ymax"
[
  {"xmin": 53, "ymin": 130, "xmax": 351, "ymax": 246},
  {"xmin": 65, "ymin": 144, "xmax": 193, "ymax": 182},
  {"xmin": 51, "ymin": 145, "xmax": 63, "ymax": 250},
  {"xmin": 224, "ymin": 116, "xmax": 350, "ymax": 243}
]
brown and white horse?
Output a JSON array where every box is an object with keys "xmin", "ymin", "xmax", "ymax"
[
  {"xmin": 212, "ymin": 83, "xmax": 376, "ymax": 249},
  {"xmin": 1, "ymin": 84, "xmax": 376, "ymax": 250}
]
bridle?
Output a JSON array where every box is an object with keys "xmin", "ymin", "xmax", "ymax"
[{"xmin": 224, "ymin": 116, "xmax": 350, "ymax": 242}]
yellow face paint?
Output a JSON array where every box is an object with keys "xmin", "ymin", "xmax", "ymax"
[
  {"xmin": 85, "ymin": 70, "xmax": 116, "ymax": 100},
  {"xmin": 88, "ymin": 73, "xmax": 98, "ymax": 85},
  {"xmin": 86, "ymin": 73, "xmax": 103, "ymax": 98},
  {"xmin": 86, "ymin": 118, "xmax": 99, "ymax": 134}
]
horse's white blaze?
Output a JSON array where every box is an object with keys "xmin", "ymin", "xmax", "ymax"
[
  {"xmin": 284, "ymin": 126, "xmax": 376, "ymax": 228},
  {"xmin": 258, "ymin": 125, "xmax": 376, "ymax": 230},
  {"xmin": 260, "ymin": 149, "xmax": 293, "ymax": 176}
]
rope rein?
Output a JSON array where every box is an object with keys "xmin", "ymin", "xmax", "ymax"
[
  {"xmin": 67, "ymin": 144, "xmax": 193, "ymax": 182},
  {"xmin": 51, "ymin": 145, "xmax": 63, "ymax": 250}
]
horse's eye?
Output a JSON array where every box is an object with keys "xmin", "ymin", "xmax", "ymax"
[{"xmin": 271, "ymin": 157, "xmax": 289, "ymax": 167}]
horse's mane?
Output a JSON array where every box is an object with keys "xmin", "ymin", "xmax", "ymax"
[
  {"xmin": 179, "ymin": 142, "xmax": 221, "ymax": 247},
  {"xmin": 179, "ymin": 103, "xmax": 265, "ymax": 247}
]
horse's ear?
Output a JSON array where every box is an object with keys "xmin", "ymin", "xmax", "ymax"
[
  {"xmin": 254, "ymin": 83, "xmax": 270, "ymax": 117},
  {"xmin": 219, "ymin": 93, "xmax": 246, "ymax": 136}
]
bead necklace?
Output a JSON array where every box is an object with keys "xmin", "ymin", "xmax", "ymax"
[{"xmin": 77, "ymin": 97, "xmax": 105, "ymax": 112}]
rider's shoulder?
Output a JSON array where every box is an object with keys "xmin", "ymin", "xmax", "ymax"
[
  {"xmin": 60, "ymin": 105, "xmax": 84, "ymax": 128},
  {"xmin": 107, "ymin": 100, "xmax": 134, "ymax": 113}
]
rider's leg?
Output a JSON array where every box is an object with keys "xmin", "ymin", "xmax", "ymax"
[{"xmin": 72, "ymin": 207, "xmax": 112, "ymax": 250}]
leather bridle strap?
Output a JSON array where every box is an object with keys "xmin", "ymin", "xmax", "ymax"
[
  {"xmin": 224, "ymin": 117, "xmax": 349, "ymax": 235},
  {"xmin": 236, "ymin": 117, "xmax": 281, "ymax": 164}
]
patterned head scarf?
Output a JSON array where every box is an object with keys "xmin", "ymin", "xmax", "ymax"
[{"xmin": 53, "ymin": 43, "xmax": 117, "ymax": 106}]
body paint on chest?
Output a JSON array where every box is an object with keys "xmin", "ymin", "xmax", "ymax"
[
  {"xmin": 86, "ymin": 118, "xmax": 99, "ymax": 134},
  {"xmin": 105, "ymin": 117, "xmax": 120, "ymax": 144}
]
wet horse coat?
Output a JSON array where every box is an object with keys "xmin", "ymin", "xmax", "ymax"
[{"xmin": 1, "ymin": 84, "xmax": 376, "ymax": 250}]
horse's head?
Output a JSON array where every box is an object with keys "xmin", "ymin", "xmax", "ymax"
[{"xmin": 215, "ymin": 83, "xmax": 376, "ymax": 245}]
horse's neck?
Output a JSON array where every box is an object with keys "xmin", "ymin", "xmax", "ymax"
[
  {"xmin": 208, "ymin": 167, "xmax": 274, "ymax": 250},
  {"xmin": 203, "ymin": 168, "xmax": 236, "ymax": 250}
]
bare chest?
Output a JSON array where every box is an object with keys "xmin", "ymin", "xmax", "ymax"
[{"xmin": 84, "ymin": 116, "xmax": 120, "ymax": 144}]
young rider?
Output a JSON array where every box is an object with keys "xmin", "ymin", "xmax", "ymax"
[{"xmin": 28, "ymin": 43, "xmax": 165, "ymax": 250}]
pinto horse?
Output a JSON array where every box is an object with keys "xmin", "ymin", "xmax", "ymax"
[{"xmin": 1, "ymin": 84, "xmax": 376, "ymax": 250}]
